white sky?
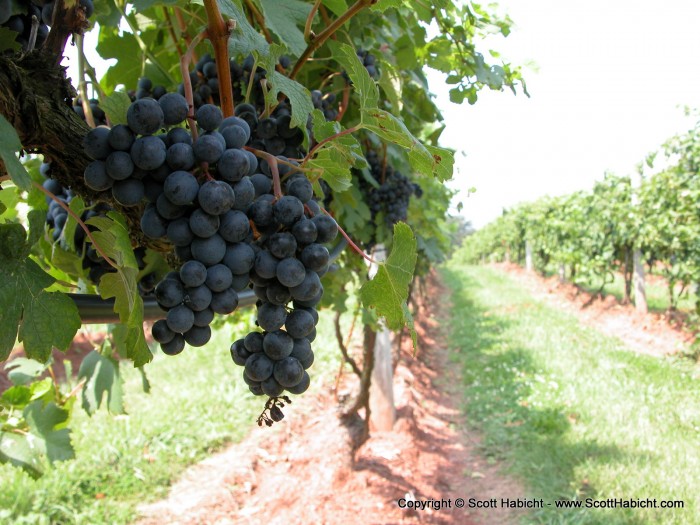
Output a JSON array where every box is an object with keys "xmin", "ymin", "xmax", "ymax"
[{"xmin": 427, "ymin": 0, "xmax": 700, "ymax": 228}]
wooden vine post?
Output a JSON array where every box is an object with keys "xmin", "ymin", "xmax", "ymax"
[
  {"xmin": 367, "ymin": 245, "xmax": 396, "ymax": 431},
  {"xmin": 632, "ymin": 165, "xmax": 648, "ymax": 313}
]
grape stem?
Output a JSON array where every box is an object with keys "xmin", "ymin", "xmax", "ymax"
[
  {"xmin": 27, "ymin": 15, "xmax": 39, "ymax": 52},
  {"xmin": 335, "ymin": 84, "xmax": 351, "ymax": 122},
  {"xmin": 304, "ymin": 0, "xmax": 323, "ymax": 41},
  {"xmin": 174, "ymin": 7, "xmax": 198, "ymax": 63},
  {"xmin": 290, "ymin": 0, "xmax": 377, "ymax": 80},
  {"xmin": 203, "ymin": 0, "xmax": 236, "ymax": 118},
  {"xmin": 163, "ymin": 7, "xmax": 185, "ymax": 58},
  {"xmin": 181, "ymin": 30, "xmax": 209, "ymax": 142},
  {"xmin": 32, "ymin": 182, "xmax": 119, "ymax": 271},
  {"xmin": 305, "ymin": 125, "xmax": 361, "ymax": 162},
  {"xmin": 322, "ymin": 207, "xmax": 378, "ymax": 265},
  {"xmin": 243, "ymin": 0, "xmax": 274, "ymax": 44},
  {"xmin": 76, "ymin": 34, "xmax": 96, "ymax": 129}
]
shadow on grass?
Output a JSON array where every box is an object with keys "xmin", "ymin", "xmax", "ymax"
[{"xmin": 440, "ymin": 266, "xmax": 649, "ymax": 525}]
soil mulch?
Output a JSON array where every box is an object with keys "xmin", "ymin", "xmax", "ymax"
[{"xmin": 136, "ymin": 274, "xmax": 525, "ymax": 525}]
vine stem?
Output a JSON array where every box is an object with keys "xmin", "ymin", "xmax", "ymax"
[
  {"xmin": 243, "ymin": 0, "xmax": 273, "ymax": 44},
  {"xmin": 174, "ymin": 7, "xmax": 198, "ymax": 62},
  {"xmin": 32, "ymin": 182, "xmax": 119, "ymax": 271},
  {"xmin": 336, "ymin": 84, "xmax": 351, "ymax": 121},
  {"xmin": 290, "ymin": 0, "xmax": 376, "ymax": 80},
  {"xmin": 304, "ymin": 0, "xmax": 323, "ymax": 41},
  {"xmin": 114, "ymin": 1, "xmax": 175, "ymax": 85},
  {"xmin": 163, "ymin": 7, "xmax": 185, "ymax": 57},
  {"xmin": 322, "ymin": 207, "xmax": 378, "ymax": 265},
  {"xmin": 203, "ymin": 0, "xmax": 235, "ymax": 118},
  {"xmin": 76, "ymin": 34, "xmax": 96, "ymax": 128},
  {"xmin": 245, "ymin": 147, "xmax": 283, "ymax": 199},
  {"xmin": 181, "ymin": 30, "xmax": 208, "ymax": 142},
  {"xmin": 305, "ymin": 125, "xmax": 361, "ymax": 161}
]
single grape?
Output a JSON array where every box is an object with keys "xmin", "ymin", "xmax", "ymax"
[
  {"xmin": 273, "ymin": 356, "xmax": 304, "ymax": 387},
  {"xmin": 166, "ymin": 304, "xmax": 195, "ymax": 333},
  {"xmin": 257, "ymin": 302, "xmax": 287, "ymax": 332},
  {"xmin": 127, "ymin": 98, "xmax": 164, "ymax": 136}
]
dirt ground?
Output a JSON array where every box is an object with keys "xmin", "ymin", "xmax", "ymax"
[{"xmin": 136, "ymin": 275, "xmax": 526, "ymax": 525}]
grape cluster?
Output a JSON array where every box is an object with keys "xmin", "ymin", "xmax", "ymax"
[
  {"xmin": 0, "ymin": 0, "xmax": 93, "ymax": 52},
  {"xmin": 229, "ymin": 178, "xmax": 337, "ymax": 402},
  {"xmin": 360, "ymin": 150, "xmax": 422, "ymax": 227}
]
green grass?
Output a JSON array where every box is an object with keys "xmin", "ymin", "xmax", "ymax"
[
  {"xmin": 443, "ymin": 263, "xmax": 700, "ymax": 525},
  {"xmin": 570, "ymin": 270, "xmax": 697, "ymax": 314},
  {"xmin": 0, "ymin": 311, "xmax": 342, "ymax": 525}
]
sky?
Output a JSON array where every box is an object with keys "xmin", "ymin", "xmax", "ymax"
[{"xmin": 426, "ymin": 0, "xmax": 700, "ymax": 228}]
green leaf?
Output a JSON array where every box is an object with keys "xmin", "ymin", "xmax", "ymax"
[
  {"xmin": 0, "ymin": 27, "xmax": 21, "ymax": 53},
  {"xmin": 4, "ymin": 358, "xmax": 48, "ymax": 386},
  {"xmin": 23, "ymin": 400, "xmax": 74, "ymax": 463},
  {"xmin": 0, "ymin": 432, "xmax": 43, "ymax": 479},
  {"xmin": 86, "ymin": 216, "xmax": 151, "ymax": 367},
  {"xmin": 0, "ymin": 223, "xmax": 81, "ymax": 363},
  {"xmin": 371, "ymin": 0, "xmax": 402, "ymax": 12},
  {"xmin": 259, "ymin": 0, "xmax": 311, "ymax": 57},
  {"xmin": 360, "ymin": 223, "xmax": 417, "ymax": 344},
  {"xmin": 1, "ymin": 385, "xmax": 32, "ymax": 408},
  {"xmin": 362, "ymin": 108, "xmax": 454, "ymax": 181},
  {"xmin": 100, "ymin": 91, "xmax": 132, "ymax": 126},
  {"xmin": 78, "ymin": 351, "xmax": 125, "ymax": 415},
  {"xmin": 266, "ymin": 71, "xmax": 315, "ymax": 130},
  {"xmin": 305, "ymin": 111, "xmax": 364, "ymax": 192},
  {"xmin": 377, "ymin": 61, "xmax": 402, "ymax": 115},
  {"xmin": 132, "ymin": 0, "xmax": 183, "ymax": 10},
  {"xmin": 97, "ymin": 26, "xmax": 142, "ymax": 96},
  {"xmin": 0, "ymin": 115, "xmax": 31, "ymax": 190},
  {"xmin": 322, "ymin": 0, "xmax": 347, "ymax": 17},
  {"xmin": 329, "ymin": 41, "xmax": 378, "ymax": 110},
  {"xmin": 219, "ymin": 0, "xmax": 269, "ymax": 59}
]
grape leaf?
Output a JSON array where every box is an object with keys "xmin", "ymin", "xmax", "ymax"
[
  {"xmin": 219, "ymin": 0, "xmax": 269, "ymax": 58},
  {"xmin": 259, "ymin": 0, "xmax": 311, "ymax": 57},
  {"xmin": 78, "ymin": 351, "xmax": 125, "ymax": 415},
  {"xmin": 362, "ymin": 108, "xmax": 453, "ymax": 181},
  {"xmin": 305, "ymin": 111, "xmax": 364, "ymax": 192},
  {"xmin": 329, "ymin": 41, "xmax": 379, "ymax": 110},
  {"xmin": 85, "ymin": 216, "xmax": 151, "ymax": 367},
  {"xmin": 266, "ymin": 71, "xmax": 315, "ymax": 130},
  {"xmin": 0, "ymin": 115, "xmax": 31, "ymax": 190},
  {"xmin": 0, "ymin": 223, "xmax": 81, "ymax": 363},
  {"xmin": 360, "ymin": 223, "xmax": 417, "ymax": 347},
  {"xmin": 322, "ymin": 0, "xmax": 347, "ymax": 17},
  {"xmin": 0, "ymin": 432, "xmax": 43, "ymax": 478},
  {"xmin": 0, "ymin": 27, "xmax": 20, "ymax": 53},
  {"xmin": 23, "ymin": 400, "xmax": 74, "ymax": 463},
  {"xmin": 132, "ymin": 0, "xmax": 183, "ymax": 10},
  {"xmin": 100, "ymin": 91, "xmax": 132, "ymax": 126},
  {"xmin": 371, "ymin": 0, "xmax": 403, "ymax": 12},
  {"xmin": 4, "ymin": 358, "xmax": 48, "ymax": 386}
]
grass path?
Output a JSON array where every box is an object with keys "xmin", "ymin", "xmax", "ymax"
[{"xmin": 443, "ymin": 263, "xmax": 700, "ymax": 525}]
